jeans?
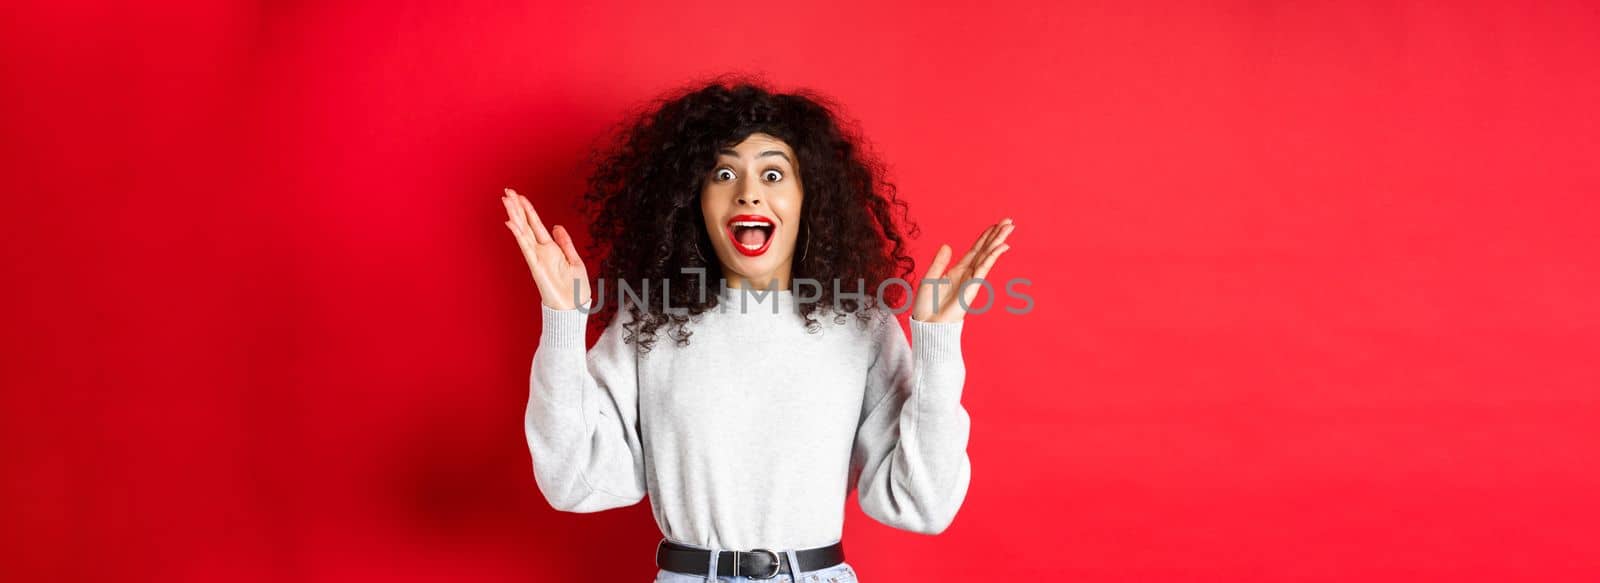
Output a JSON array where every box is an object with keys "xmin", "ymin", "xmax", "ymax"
[{"xmin": 652, "ymin": 561, "xmax": 859, "ymax": 583}]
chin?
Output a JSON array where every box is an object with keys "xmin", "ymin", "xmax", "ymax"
[{"xmin": 721, "ymin": 249, "xmax": 792, "ymax": 282}]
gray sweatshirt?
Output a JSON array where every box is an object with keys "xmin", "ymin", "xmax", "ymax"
[{"xmin": 524, "ymin": 285, "xmax": 971, "ymax": 550}]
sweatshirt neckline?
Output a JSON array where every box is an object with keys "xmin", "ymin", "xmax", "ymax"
[{"xmin": 718, "ymin": 285, "xmax": 795, "ymax": 310}]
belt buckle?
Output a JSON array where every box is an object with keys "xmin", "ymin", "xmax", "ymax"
[{"xmin": 745, "ymin": 548, "xmax": 781, "ymax": 580}]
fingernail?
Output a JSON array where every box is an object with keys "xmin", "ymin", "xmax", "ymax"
[{"xmin": 504, "ymin": 187, "xmax": 515, "ymax": 196}]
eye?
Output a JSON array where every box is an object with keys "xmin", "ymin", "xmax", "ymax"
[
  {"xmin": 762, "ymin": 169, "xmax": 783, "ymax": 182},
  {"xmin": 714, "ymin": 168, "xmax": 735, "ymax": 182}
]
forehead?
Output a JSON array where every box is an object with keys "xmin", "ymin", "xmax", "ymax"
[{"xmin": 719, "ymin": 132, "xmax": 794, "ymax": 158}]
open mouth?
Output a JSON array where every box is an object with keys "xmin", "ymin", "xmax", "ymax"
[{"xmin": 725, "ymin": 214, "xmax": 776, "ymax": 257}]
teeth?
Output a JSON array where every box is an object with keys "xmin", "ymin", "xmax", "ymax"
[{"xmin": 731, "ymin": 219, "xmax": 771, "ymax": 251}]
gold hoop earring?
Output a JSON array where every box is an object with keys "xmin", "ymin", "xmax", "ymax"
[
  {"xmin": 697, "ymin": 236, "xmax": 713, "ymax": 264},
  {"xmin": 799, "ymin": 224, "xmax": 810, "ymax": 262}
]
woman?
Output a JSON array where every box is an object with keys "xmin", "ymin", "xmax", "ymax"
[{"xmin": 501, "ymin": 79, "xmax": 1014, "ymax": 582}]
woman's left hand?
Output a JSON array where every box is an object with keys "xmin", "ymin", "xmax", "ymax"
[{"xmin": 912, "ymin": 218, "xmax": 1015, "ymax": 323}]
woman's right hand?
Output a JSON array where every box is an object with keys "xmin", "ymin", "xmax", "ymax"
[{"xmin": 502, "ymin": 188, "xmax": 591, "ymax": 310}]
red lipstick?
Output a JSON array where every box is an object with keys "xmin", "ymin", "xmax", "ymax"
[{"xmin": 725, "ymin": 214, "xmax": 776, "ymax": 257}]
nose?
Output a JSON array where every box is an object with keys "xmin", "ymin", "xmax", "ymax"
[{"xmin": 736, "ymin": 186, "xmax": 761, "ymax": 206}]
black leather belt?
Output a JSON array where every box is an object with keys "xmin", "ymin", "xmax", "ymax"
[{"xmin": 655, "ymin": 538, "xmax": 845, "ymax": 580}]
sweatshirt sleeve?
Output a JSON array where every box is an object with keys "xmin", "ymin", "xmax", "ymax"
[
  {"xmin": 848, "ymin": 309, "xmax": 973, "ymax": 535},
  {"xmin": 524, "ymin": 303, "xmax": 647, "ymax": 513}
]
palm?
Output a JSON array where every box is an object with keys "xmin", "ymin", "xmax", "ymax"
[
  {"xmin": 912, "ymin": 218, "xmax": 1015, "ymax": 323},
  {"xmin": 502, "ymin": 188, "xmax": 591, "ymax": 310}
]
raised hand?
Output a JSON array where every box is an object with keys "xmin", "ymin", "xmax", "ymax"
[
  {"xmin": 912, "ymin": 218, "xmax": 1015, "ymax": 323},
  {"xmin": 502, "ymin": 187, "xmax": 591, "ymax": 310}
]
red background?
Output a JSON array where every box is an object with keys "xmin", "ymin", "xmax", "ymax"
[{"xmin": 3, "ymin": 1, "xmax": 1598, "ymax": 581}]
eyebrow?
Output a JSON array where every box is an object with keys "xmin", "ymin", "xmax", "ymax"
[{"xmin": 718, "ymin": 149, "xmax": 793, "ymax": 163}]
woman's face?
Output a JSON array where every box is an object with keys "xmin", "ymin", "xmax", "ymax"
[{"xmin": 701, "ymin": 132, "xmax": 804, "ymax": 290}]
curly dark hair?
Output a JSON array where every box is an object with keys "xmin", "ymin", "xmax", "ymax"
[{"xmin": 580, "ymin": 75, "xmax": 918, "ymax": 353}]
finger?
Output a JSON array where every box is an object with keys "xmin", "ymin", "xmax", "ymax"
[
  {"xmin": 503, "ymin": 206, "xmax": 535, "ymax": 247},
  {"xmin": 978, "ymin": 218, "xmax": 1012, "ymax": 252},
  {"xmin": 922, "ymin": 244, "xmax": 953, "ymax": 281},
  {"xmin": 552, "ymin": 225, "xmax": 584, "ymax": 267},
  {"xmin": 503, "ymin": 191, "xmax": 527, "ymax": 226},
  {"xmin": 506, "ymin": 220, "xmax": 543, "ymax": 268},
  {"xmin": 957, "ymin": 243, "xmax": 1011, "ymax": 312},
  {"xmin": 949, "ymin": 224, "xmax": 997, "ymax": 274},
  {"xmin": 970, "ymin": 243, "xmax": 1011, "ymax": 281},
  {"xmin": 504, "ymin": 192, "xmax": 542, "ymax": 253},
  {"xmin": 914, "ymin": 244, "xmax": 953, "ymax": 320},
  {"xmin": 514, "ymin": 191, "xmax": 553, "ymax": 244},
  {"xmin": 504, "ymin": 219, "xmax": 529, "ymax": 247},
  {"xmin": 969, "ymin": 217, "xmax": 1010, "ymax": 255},
  {"xmin": 985, "ymin": 223, "xmax": 1015, "ymax": 254},
  {"xmin": 962, "ymin": 219, "xmax": 1013, "ymax": 271}
]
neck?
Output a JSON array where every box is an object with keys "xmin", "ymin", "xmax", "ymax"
[{"xmin": 722, "ymin": 266, "xmax": 793, "ymax": 291}]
